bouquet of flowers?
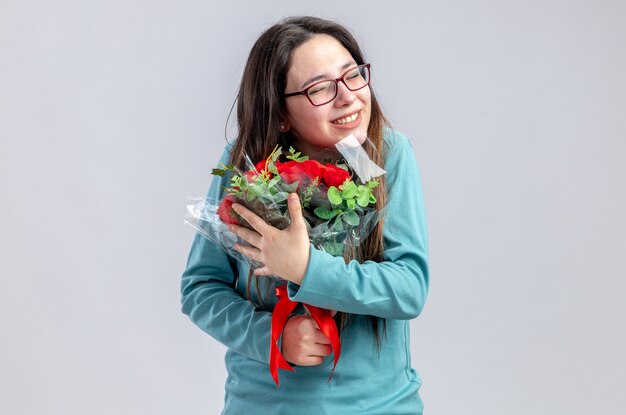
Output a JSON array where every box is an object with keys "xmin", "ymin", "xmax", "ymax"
[{"xmin": 185, "ymin": 134, "xmax": 386, "ymax": 386}]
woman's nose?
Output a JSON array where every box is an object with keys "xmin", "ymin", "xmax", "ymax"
[{"xmin": 334, "ymin": 81, "xmax": 356, "ymax": 107}]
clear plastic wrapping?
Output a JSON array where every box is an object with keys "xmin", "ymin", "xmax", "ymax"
[{"xmin": 185, "ymin": 134, "xmax": 387, "ymax": 270}]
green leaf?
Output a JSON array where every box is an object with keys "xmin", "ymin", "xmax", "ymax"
[
  {"xmin": 328, "ymin": 186, "xmax": 342, "ymax": 205},
  {"xmin": 302, "ymin": 177, "xmax": 320, "ymax": 208},
  {"xmin": 267, "ymin": 176, "xmax": 281, "ymax": 189},
  {"xmin": 273, "ymin": 191, "xmax": 290, "ymax": 203},
  {"xmin": 268, "ymin": 163, "xmax": 279, "ymax": 176},
  {"xmin": 239, "ymin": 177, "xmax": 249, "ymax": 190},
  {"xmin": 314, "ymin": 207, "xmax": 337, "ymax": 220},
  {"xmin": 322, "ymin": 241, "xmax": 344, "ymax": 256},
  {"xmin": 346, "ymin": 198, "xmax": 356, "ymax": 210},
  {"xmin": 271, "ymin": 147, "xmax": 282, "ymax": 162},
  {"xmin": 340, "ymin": 181, "xmax": 357, "ymax": 198},
  {"xmin": 249, "ymin": 184, "xmax": 265, "ymax": 198},
  {"xmin": 211, "ymin": 168, "xmax": 225, "ymax": 177},
  {"xmin": 282, "ymin": 181, "xmax": 299, "ymax": 194},
  {"xmin": 342, "ymin": 210, "xmax": 360, "ymax": 226},
  {"xmin": 288, "ymin": 147, "xmax": 309, "ymax": 162},
  {"xmin": 332, "ymin": 217, "xmax": 344, "ymax": 231},
  {"xmin": 367, "ymin": 179, "xmax": 379, "ymax": 189},
  {"xmin": 357, "ymin": 187, "xmax": 370, "ymax": 207}
]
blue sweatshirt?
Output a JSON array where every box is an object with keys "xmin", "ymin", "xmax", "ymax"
[{"xmin": 181, "ymin": 129, "xmax": 429, "ymax": 415}]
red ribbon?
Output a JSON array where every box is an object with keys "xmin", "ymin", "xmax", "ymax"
[{"xmin": 270, "ymin": 284, "xmax": 341, "ymax": 387}]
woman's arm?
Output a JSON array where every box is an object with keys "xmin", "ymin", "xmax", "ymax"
[
  {"xmin": 287, "ymin": 131, "xmax": 430, "ymax": 320},
  {"xmin": 180, "ymin": 144, "xmax": 273, "ymax": 364}
]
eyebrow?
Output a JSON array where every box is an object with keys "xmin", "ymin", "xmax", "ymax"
[{"xmin": 300, "ymin": 61, "xmax": 357, "ymax": 89}]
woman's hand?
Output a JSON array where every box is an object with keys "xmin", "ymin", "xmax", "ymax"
[
  {"xmin": 281, "ymin": 315, "xmax": 332, "ymax": 366},
  {"xmin": 228, "ymin": 193, "xmax": 310, "ymax": 285}
]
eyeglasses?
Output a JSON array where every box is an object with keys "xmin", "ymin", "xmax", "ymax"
[{"xmin": 284, "ymin": 63, "xmax": 371, "ymax": 106}]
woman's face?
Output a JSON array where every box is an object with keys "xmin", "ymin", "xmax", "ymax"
[{"xmin": 284, "ymin": 34, "xmax": 371, "ymax": 157}]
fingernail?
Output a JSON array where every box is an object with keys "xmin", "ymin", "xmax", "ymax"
[{"xmin": 232, "ymin": 204, "xmax": 239, "ymax": 211}]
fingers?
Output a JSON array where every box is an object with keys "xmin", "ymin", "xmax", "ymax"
[
  {"xmin": 297, "ymin": 344, "xmax": 332, "ymax": 366},
  {"xmin": 296, "ymin": 356, "xmax": 325, "ymax": 366},
  {"xmin": 227, "ymin": 195, "xmax": 309, "ymax": 285},
  {"xmin": 310, "ymin": 343, "xmax": 332, "ymax": 357},
  {"xmin": 287, "ymin": 193, "xmax": 305, "ymax": 227},
  {"xmin": 281, "ymin": 315, "xmax": 334, "ymax": 366},
  {"xmin": 232, "ymin": 203, "xmax": 271, "ymax": 235},
  {"xmin": 301, "ymin": 319, "xmax": 331, "ymax": 344},
  {"xmin": 287, "ymin": 343, "xmax": 332, "ymax": 367},
  {"xmin": 228, "ymin": 223, "xmax": 265, "ymax": 264},
  {"xmin": 228, "ymin": 224, "xmax": 262, "ymax": 248},
  {"xmin": 311, "ymin": 328, "xmax": 332, "ymax": 345},
  {"xmin": 232, "ymin": 242, "xmax": 263, "ymax": 263}
]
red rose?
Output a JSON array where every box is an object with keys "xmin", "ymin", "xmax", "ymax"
[
  {"xmin": 254, "ymin": 159, "xmax": 271, "ymax": 175},
  {"xmin": 217, "ymin": 194, "xmax": 239, "ymax": 224},
  {"xmin": 323, "ymin": 163, "xmax": 351, "ymax": 187},
  {"xmin": 277, "ymin": 159, "xmax": 325, "ymax": 187}
]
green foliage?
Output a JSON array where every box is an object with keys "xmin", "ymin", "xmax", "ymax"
[
  {"xmin": 313, "ymin": 177, "xmax": 378, "ymax": 222},
  {"xmin": 356, "ymin": 186, "xmax": 370, "ymax": 207},
  {"xmin": 314, "ymin": 207, "xmax": 338, "ymax": 220},
  {"xmin": 267, "ymin": 176, "xmax": 281, "ymax": 189},
  {"xmin": 271, "ymin": 147, "xmax": 282, "ymax": 163},
  {"xmin": 332, "ymin": 218, "xmax": 344, "ymax": 231},
  {"xmin": 272, "ymin": 191, "xmax": 290, "ymax": 203},
  {"xmin": 342, "ymin": 210, "xmax": 359, "ymax": 226},
  {"xmin": 340, "ymin": 181, "xmax": 357, "ymax": 198},
  {"xmin": 281, "ymin": 181, "xmax": 299, "ymax": 194},
  {"xmin": 286, "ymin": 146, "xmax": 309, "ymax": 162},
  {"xmin": 322, "ymin": 241, "xmax": 344, "ymax": 256},
  {"xmin": 211, "ymin": 163, "xmax": 235, "ymax": 177},
  {"xmin": 302, "ymin": 177, "xmax": 320, "ymax": 208},
  {"xmin": 328, "ymin": 186, "xmax": 342, "ymax": 205},
  {"xmin": 367, "ymin": 179, "xmax": 379, "ymax": 189}
]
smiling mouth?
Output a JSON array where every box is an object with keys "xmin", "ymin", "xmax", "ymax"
[{"xmin": 331, "ymin": 111, "xmax": 359, "ymax": 125}]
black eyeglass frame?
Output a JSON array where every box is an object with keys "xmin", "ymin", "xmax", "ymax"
[{"xmin": 283, "ymin": 63, "xmax": 371, "ymax": 106}]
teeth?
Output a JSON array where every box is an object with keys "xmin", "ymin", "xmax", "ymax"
[{"xmin": 332, "ymin": 112, "xmax": 359, "ymax": 125}]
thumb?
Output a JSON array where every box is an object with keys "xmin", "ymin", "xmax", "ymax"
[{"xmin": 287, "ymin": 193, "xmax": 304, "ymax": 224}]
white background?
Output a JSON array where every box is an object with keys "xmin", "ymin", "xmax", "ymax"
[{"xmin": 1, "ymin": 1, "xmax": 625, "ymax": 414}]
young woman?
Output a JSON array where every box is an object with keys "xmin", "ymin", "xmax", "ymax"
[{"xmin": 181, "ymin": 16, "xmax": 429, "ymax": 414}]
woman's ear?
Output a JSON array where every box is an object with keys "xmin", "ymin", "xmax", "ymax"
[{"xmin": 279, "ymin": 121, "xmax": 290, "ymax": 132}]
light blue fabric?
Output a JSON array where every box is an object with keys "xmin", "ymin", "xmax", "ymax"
[{"xmin": 181, "ymin": 129, "xmax": 429, "ymax": 415}]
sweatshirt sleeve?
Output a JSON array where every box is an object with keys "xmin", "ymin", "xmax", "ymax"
[
  {"xmin": 180, "ymin": 144, "xmax": 272, "ymax": 364},
  {"xmin": 287, "ymin": 131, "xmax": 430, "ymax": 320}
]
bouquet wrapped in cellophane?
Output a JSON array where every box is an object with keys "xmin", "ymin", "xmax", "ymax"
[{"xmin": 184, "ymin": 134, "xmax": 387, "ymax": 386}]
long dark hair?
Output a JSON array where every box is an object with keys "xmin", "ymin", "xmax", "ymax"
[{"xmin": 228, "ymin": 16, "xmax": 389, "ymax": 348}]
